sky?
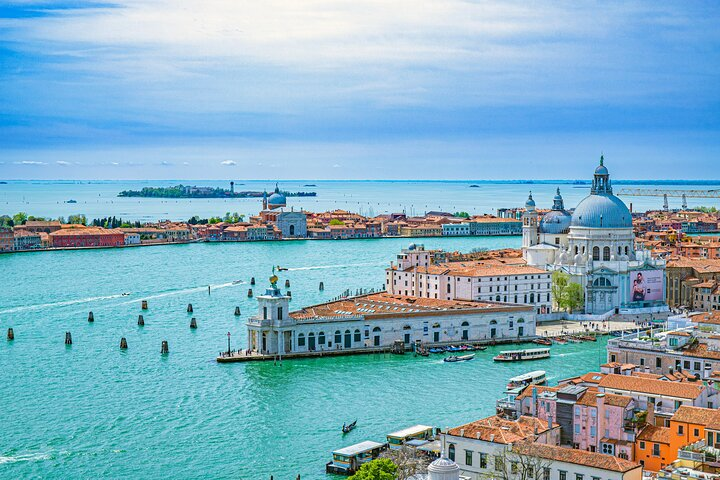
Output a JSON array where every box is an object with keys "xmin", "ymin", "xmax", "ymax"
[{"xmin": 1, "ymin": 1, "xmax": 719, "ymax": 180}]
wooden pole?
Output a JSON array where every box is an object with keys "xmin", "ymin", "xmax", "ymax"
[
  {"xmin": 88, "ymin": 311, "xmax": 94, "ymax": 323},
  {"xmin": 120, "ymin": 337, "xmax": 128, "ymax": 349},
  {"xmin": 161, "ymin": 340, "xmax": 169, "ymax": 354},
  {"xmin": 138, "ymin": 315, "xmax": 145, "ymax": 326},
  {"xmin": 65, "ymin": 332, "xmax": 72, "ymax": 345},
  {"xmin": 7, "ymin": 328, "xmax": 14, "ymax": 341}
]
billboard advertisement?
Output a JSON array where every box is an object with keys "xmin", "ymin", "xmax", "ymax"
[{"xmin": 629, "ymin": 269, "xmax": 664, "ymax": 302}]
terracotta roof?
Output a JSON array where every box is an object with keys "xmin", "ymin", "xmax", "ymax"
[
  {"xmin": 289, "ymin": 292, "xmax": 530, "ymax": 320},
  {"xmin": 631, "ymin": 372, "xmax": 664, "ymax": 380},
  {"xmin": 447, "ymin": 415, "xmax": 556, "ymax": 444},
  {"xmin": 690, "ymin": 312, "xmax": 720, "ymax": 325},
  {"xmin": 637, "ymin": 425, "xmax": 671, "ymax": 444},
  {"xmin": 516, "ymin": 385, "xmax": 560, "ymax": 401},
  {"xmin": 598, "ymin": 374, "xmax": 704, "ymax": 399},
  {"xmin": 49, "ymin": 228, "xmax": 123, "ymax": 236},
  {"xmin": 511, "ymin": 443, "xmax": 641, "ymax": 473},
  {"xmin": 671, "ymin": 406, "xmax": 720, "ymax": 426},
  {"xmin": 681, "ymin": 342, "xmax": 720, "ymax": 360},
  {"xmin": 399, "ymin": 262, "xmax": 548, "ymax": 278},
  {"xmin": 576, "ymin": 389, "xmax": 632, "ymax": 408}
]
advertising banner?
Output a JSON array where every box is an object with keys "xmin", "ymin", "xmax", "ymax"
[{"xmin": 629, "ymin": 269, "xmax": 663, "ymax": 302}]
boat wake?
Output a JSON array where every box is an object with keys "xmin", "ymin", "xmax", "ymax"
[
  {"xmin": 287, "ymin": 262, "xmax": 384, "ymax": 271},
  {"xmin": 0, "ymin": 294, "xmax": 125, "ymax": 315},
  {"xmin": 0, "ymin": 451, "xmax": 53, "ymax": 465},
  {"xmin": 117, "ymin": 281, "xmax": 244, "ymax": 305}
]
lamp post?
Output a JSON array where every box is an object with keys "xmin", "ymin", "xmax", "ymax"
[{"xmin": 227, "ymin": 332, "xmax": 231, "ymax": 356}]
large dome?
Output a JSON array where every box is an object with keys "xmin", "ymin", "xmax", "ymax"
[
  {"xmin": 570, "ymin": 194, "xmax": 632, "ymax": 229},
  {"xmin": 540, "ymin": 210, "xmax": 572, "ymax": 234}
]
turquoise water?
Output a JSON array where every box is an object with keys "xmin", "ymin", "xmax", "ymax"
[
  {"xmin": 1, "ymin": 236, "xmax": 610, "ymax": 479},
  {"xmin": 2, "ymin": 180, "xmax": 719, "ymax": 222}
]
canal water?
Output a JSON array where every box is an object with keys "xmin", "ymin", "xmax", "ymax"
[{"xmin": 0, "ymin": 236, "xmax": 608, "ymax": 479}]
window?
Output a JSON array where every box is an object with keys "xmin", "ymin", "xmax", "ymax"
[
  {"xmin": 559, "ymin": 471, "xmax": 567, "ymax": 480},
  {"xmin": 656, "ymin": 357, "xmax": 662, "ymax": 368},
  {"xmin": 639, "ymin": 441, "xmax": 646, "ymax": 450},
  {"xmin": 694, "ymin": 428, "xmax": 700, "ymax": 437},
  {"xmin": 590, "ymin": 426, "xmax": 596, "ymax": 437},
  {"xmin": 574, "ymin": 424, "xmax": 580, "ymax": 434},
  {"xmin": 640, "ymin": 358, "xmax": 645, "ymax": 366},
  {"xmin": 465, "ymin": 450, "xmax": 473, "ymax": 466},
  {"xmin": 511, "ymin": 462, "xmax": 518, "ymax": 474},
  {"xmin": 480, "ymin": 453, "xmax": 487, "ymax": 469},
  {"xmin": 354, "ymin": 329, "xmax": 361, "ymax": 342},
  {"xmin": 603, "ymin": 246, "xmax": 610, "ymax": 261},
  {"xmin": 684, "ymin": 360, "xmax": 691, "ymax": 369},
  {"xmin": 263, "ymin": 306, "xmax": 268, "ymax": 320},
  {"xmin": 694, "ymin": 362, "xmax": 701, "ymax": 371},
  {"xmin": 678, "ymin": 425, "xmax": 684, "ymax": 435},
  {"xmin": 318, "ymin": 332, "xmax": 325, "ymax": 344},
  {"xmin": 576, "ymin": 474, "xmax": 584, "ymax": 480},
  {"xmin": 277, "ymin": 306, "xmax": 283, "ymax": 318},
  {"xmin": 334, "ymin": 331, "xmax": 341, "ymax": 344},
  {"xmin": 592, "ymin": 246, "xmax": 600, "ymax": 261},
  {"xmin": 653, "ymin": 444, "xmax": 661, "ymax": 456},
  {"xmin": 297, "ymin": 333, "xmax": 305, "ymax": 347},
  {"xmin": 544, "ymin": 468, "xmax": 550, "ymax": 480},
  {"xmin": 575, "ymin": 406, "xmax": 580, "ymax": 416},
  {"xmin": 448, "ymin": 444, "xmax": 455, "ymax": 461},
  {"xmin": 494, "ymin": 456, "xmax": 503, "ymax": 472},
  {"xmin": 708, "ymin": 432, "xmax": 714, "ymax": 446}
]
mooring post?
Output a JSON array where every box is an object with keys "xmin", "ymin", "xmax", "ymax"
[
  {"xmin": 65, "ymin": 332, "xmax": 72, "ymax": 345},
  {"xmin": 138, "ymin": 315, "xmax": 145, "ymax": 326},
  {"xmin": 141, "ymin": 300, "xmax": 148, "ymax": 310},
  {"xmin": 250, "ymin": 277, "xmax": 255, "ymax": 285},
  {"xmin": 7, "ymin": 328, "xmax": 14, "ymax": 341},
  {"xmin": 187, "ymin": 303, "xmax": 193, "ymax": 313},
  {"xmin": 161, "ymin": 340, "xmax": 169, "ymax": 354},
  {"xmin": 88, "ymin": 311, "xmax": 94, "ymax": 323},
  {"xmin": 234, "ymin": 306, "xmax": 241, "ymax": 316},
  {"xmin": 190, "ymin": 317, "xmax": 197, "ymax": 329},
  {"xmin": 319, "ymin": 281, "xmax": 324, "ymax": 291},
  {"xmin": 285, "ymin": 279, "xmax": 290, "ymax": 288},
  {"xmin": 120, "ymin": 337, "xmax": 128, "ymax": 349},
  {"xmin": 286, "ymin": 290, "xmax": 292, "ymax": 297},
  {"xmin": 248, "ymin": 289, "xmax": 253, "ymax": 298}
]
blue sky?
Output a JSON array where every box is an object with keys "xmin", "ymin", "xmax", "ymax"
[{"xmin": 1, "ymin": 1, "xmax": 719, "ymax": 180}]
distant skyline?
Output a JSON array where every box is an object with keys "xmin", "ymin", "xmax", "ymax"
[{"xmin": 1, "ymin": 1, "xmax": 719, "ymax": 180}]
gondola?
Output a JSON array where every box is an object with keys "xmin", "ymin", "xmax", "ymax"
[
  {"xmin": 443, "ymin": 354, "xmax": 475, "ymax": 363},
  {"xmin": 342, "ymin": 420, "xmax": 357, "ymax": 434}
]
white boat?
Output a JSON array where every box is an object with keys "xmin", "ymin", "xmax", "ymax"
[
  {"xmin": 507, "ymin": 370, "xmax": 546, "ymax": 389},
  {"xmin": 493, "ymin": 348, "xmax": 550, "ymax": 362}
]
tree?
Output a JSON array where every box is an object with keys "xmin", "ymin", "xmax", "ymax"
[
  {"xmin": 483, "ymin": 445, "xmax": 553, "ymax": 480},
  {"xmin": 349, "ymin": 458, "xmax": 397, "ymax": 480},
  {"xmin": 550, "ymin": 270, "xmax": 569, "ymax": 311},
  {"xmin": 380, "ymin": 446, "xmax": 430, "ymax": 480},
  {"xmin": 565, "ymin": 283, "xmax": 585, "ymax": 313},
  {"xmin": 0, "ymin": 215, "xmax": 13, "ymax": 227},
  {"xmin": 454, "ymin": 211, "xmax": 470, "ymax": 218},
  {"xmin": 329, "ymin": 219, "xmax": 344, "ymax": 226},
  {"xmin": 13, "ymin": 212, "xmax": 28, "ymax": 225},
  {"xmin": 551, "ymin": 270, "xmax": 585, "ymax": 313},
  {"xmin": 68, "ymin": 214, "xmax": 87, "ymax": 225}
]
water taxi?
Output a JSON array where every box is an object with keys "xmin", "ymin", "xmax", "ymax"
[
  {"xmin": 507, "ymin": 370, "xmax": 546, "ymax": 389},
  {"xmin": 386, "ymin": 425, "xmax": 434, "ymax": 450},
  {"xmin": 326, "ymin": 440, "xmax": 386, "ymax": 475},
  {"xmin": 493, "ymin": 348, "xmax": 550, "ymax": 362}
]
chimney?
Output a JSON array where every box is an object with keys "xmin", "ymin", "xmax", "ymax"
[
  {"xmin": 460, "ymin": 429, "xmax": 465, "ymax": 437},
  {"xmin": 646, "ymin": 404, "xmax": 656, "ymax": 426}
]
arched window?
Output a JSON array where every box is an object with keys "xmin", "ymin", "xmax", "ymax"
[
  {"xmin": 489, "ymin": 320, "xmax": 498, "ymax": 325},
  {"xmin": 448, "ymin": 444, "xmax": 455, "ymax": 461},
  {"xmin": 518, "ymin": 318, "xmax": 525, "ymax": 323},
  {"xmin": 447, "ymin": 283, "xmax": 451, "ymax": 293},
  {"xmin": 593, "ymin": 277, "xmax": 611, "ymax": 287},
  {"xmin": 603, "ymin": 246, "xmax": 611, "ymax": 261},
  {"xmin": 403, "ymin": 325, "xmax": 412, "ymax": 330},
  {"xmin": 432, "ymin": 323, "xmax": 440, "ymax": 328},
  {"xmin": 334, "ymin": 330, "xmax": 341, "ymax": 344},
  {"xmin": 354, "ymin": 329, "xmax": 361, "ymax": 342},
  {"xmin": 318, "ymin": 331, "xmax": 325, "ymax": 344},
  {"xmin": 372, "ymin": 326, "xmax": 381, "ymax": 332},
  {"xmin": 289, "ymin": 224, "xmax": 295, "ymax": 236},
  {"xmin": 575, "ymin": 245, "xmax": 579, "ymax": 255},
  {"xmin": 496, "ymin": 295, "xmax": 501, "ymax": 302},
  {"xmin": 461, "ymin": 321, "xmax": 469, "ymax": 327},
  {"xmin": 530, "ymin": 293, "xmax": 535, "ymax": 304},
  {"xmin": 592, "ymin": 246, "xmax": 600, "ymax": 261},
  {"xmin": 298, "ymin": 333, "xmax": 305, "ymax": 347}
]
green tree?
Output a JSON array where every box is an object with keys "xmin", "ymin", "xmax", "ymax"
[
  {"xmin": 454, "ymin": 211, "xmax": 470, "ymax": 218},
  {"xmin": 13, "ymin": 212, "xmax": 28, "ymax": 225},
  {"xmin": 565, "ymin": 283, "xmax": 585, "ymax": 313},
  {"xmin": 349, "ymin": 459, "xmax": 397, "ymax": 480},
  {"xmin": 0, "ymin": 215, "xmax": 13, "ymax": 227},
  {"xmin": 208, "ymin": 216, "xmax": 222, "ymax": 224},
  {"xmin": 329, "ymin": 219, "xmax": 344, "ymax": 226},
  {"xmin": 551, "ymin": 271, "xmax": 585, "ymax": 313},
  {"xmin": 68, "ymin": 214, "xmax": 87, "ymax": 225},
  {"xmin": 550, "ymin": 270, "xmax": 569, "ymax": 311}
]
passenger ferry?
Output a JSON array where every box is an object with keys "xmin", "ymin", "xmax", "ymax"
[
  {"xmin": 507, "ymin": 370, "xmax": 546, "ymax": 389},
  {"xmin": 326, "ymin": 440, "xmax": 387, "ymax": 475},
  {"xmin": 493, "ymin": 348, "xmax": 550, "ymax": 362}
]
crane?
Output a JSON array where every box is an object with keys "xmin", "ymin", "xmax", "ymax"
[{"xmin": 616, "ymin": 188, "xmax": 720, "ymax": 198}]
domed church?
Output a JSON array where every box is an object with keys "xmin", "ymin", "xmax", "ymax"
[{"xmin": 522, "ymin": 156, "xmax": 666, "ymax": 314}]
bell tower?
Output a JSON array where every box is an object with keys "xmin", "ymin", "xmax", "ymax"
[
  {"xmin": 522, "ymin": 192, "xmax": 538, "ymax": 253},
  {"xmin": 252, "ymin": 271, "xmax": 292, "ymax": 354}
]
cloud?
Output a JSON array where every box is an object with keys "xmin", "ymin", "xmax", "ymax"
[
  {"xmin": 332, "ymin": 164, "xmax": 341, "ymax": 168},
  {"xmin": 56, "ymin": 160, "xmax": 71, "ymax": 165},
  {"xmin": 160, "ymin": 160, "xmax": 173, "ymax": 166},
  {"xmin": 182, "ymin": 161, "xmax": 189, "ymax": 165},
  {"xmin": 13, "ymin": 161, "xmax": 47, "ymax": 165},
  {"xmin": 221, "ymin": 160, "xmax": 237, "ymax": 166}
]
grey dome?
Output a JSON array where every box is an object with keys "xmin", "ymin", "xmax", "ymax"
[
  {"xmin": 540, "ymin": 210, "xmax": 572, "ymax": 234},
  {"xmin": 595, "ymin": 164, "xmax": 609, "ymax": 175},
  {"xmin": 268, "ymin": 183, "xmax": 286, "ymax": 207},
  {"xmin": 571, "ymin": 194, "xmax": 632, "ymax": 228},
  {"xmin": 525, "ymin": 192, "xmax": 536, "ymax": 209}
]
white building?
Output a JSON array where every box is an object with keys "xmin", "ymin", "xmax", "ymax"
[
  {"xmin": 275, "ymin": 210, "xmax": 307, "ymax": 238},
  {"xmin": 386, "ymin": 245, "xmax": 553, "ymax": 314},
  {"xmin": 245, "ymin": 282, "xmax": 536, "ymax": 355},
  {"xmin": 522, "ymin": 157, "xmax": 667, "ymax": 314}
]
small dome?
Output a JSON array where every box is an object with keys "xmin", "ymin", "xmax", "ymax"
[
  {"xmin": 427, "ymin": 456, "xmax": 460, "ymax": 480},
  {"xmin": 525, "ymin": 192, "xmax": 536, "ymax": 209},
  {"xmin": 540, "ymin": 210, "xmax": 572, "ymax": 234},
  {"xmin": 595, "ymin": 154, "xmax": 609, "ymax": 175}
]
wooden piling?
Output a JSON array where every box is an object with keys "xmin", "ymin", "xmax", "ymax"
[
  {"xmin": 141, "ymin": 300, "xmax": 148, "ymax": 310},
  {"xmin": 7, "ymin": 328, "xmax": 14, "ymax": 341},
  {"xmin": 250, "ymin": 277, "xmax": 255, "ymax": 285},
  {"xmin": 286, "ymin": 290, "xmax": 292, "ymax": 297},
  {"xmin": 190, "ymin": 317, "xmax": 197, "ymax": 329},
  {"xmin": 65, "ymin": 332, "xmax": 72, "ymax": 345},
  {"xmin": 248, "ymin": 289, "xmax": 253, "ymax": 298},
  {"xmin": 161, "ymin": 340, "xmax": 169, "ymax": 354},
  {"xmin": 120, "ymin": 337, "xmax": 128, "ymax": 349},
  {"xmin": 234, "ymin": 306, "xmax": 241, "ymax": 316},
  {"xmin": 319, "ymin": 281, "xmax": 324, "ymax": 291},
  {"xmin": 88, "ymin": 311, "xmax": 94, "ymax": 323},
  {"xmin": 285, "ymin": 279, "xmax": 290, "ymax": 288},
  {"xmin": 187, "ymin": 303, "xmax": 193, "ymax": 313},
  {"xmin": 138, "ymin": 315, "xmax": 145, "ymax": 326}
]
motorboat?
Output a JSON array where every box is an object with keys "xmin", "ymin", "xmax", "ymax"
[
  {"xmin": 532, "ymin": 338, "xmax": 552, "ymax": 346},
  {"xmin": 507, "ymin": 370, "xmax": 547, "ymax": 389},
  {"xmin": 443, "ymin": 354, "xmax": 475, "ymax": 363},
  {"xmin": 493, "ymin": 348, "xmax": 550, "ymax": 362}
]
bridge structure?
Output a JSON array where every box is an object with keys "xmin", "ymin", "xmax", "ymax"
[{"xmin": 617, "ymin": 188, "xmax": 720, "ymax": 211}]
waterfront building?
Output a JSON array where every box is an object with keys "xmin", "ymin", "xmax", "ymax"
[
  {"xmin": 521, "ymin": 157, "xmax": 667, "ymax": 314},
  {"xmin": 665, "ymin": 257, "xmax": 720, "ymax": 310},
  {"xmin": 386, "ymin": 245, "xmax": 552, "ymax": 314},
  {"xmin": 13, "ymin": 220, "xmax": 61, "ymax": 234},
  {"xmin": 48, "ymin": 228, "xmax": 125, "ymax": 248},
  {"xmin": 13, "ymin": 231, "xmax": 41, "ymax": 250},
  {"xmin": 124, "ymin": 233, "xmax": 141, "ymax": 245},
  {"xmin": 245, "ymin": 280, "xmax": 535, "ymax": 355},
  {"xmin": 0, "ymin": 226, "xmax": 14, "ymax": 251},
  {"xmin": 441, "ymin": 217, "xmax": 522, "ymax": 236}
]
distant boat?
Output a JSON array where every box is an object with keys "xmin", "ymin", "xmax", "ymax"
[
  {"xmin": 493, "ymin": 348, "xmax": 550, "ymax": 362},
  {"xmin": 533, "ymin": 338, "xmax": 552, "ymax": 346},
  {"xmin": 232, "ymin": 280, "xmax": 243, "ymax": 285},
  {"xmin": 276, "ymin": 266, "xmax": 288, "ymax": 271},
  {"xmin": 342, "ymin": 420, "xmax": 357, "ymax": 434},
  {"xmin": 444, "ymin": 354, "xmax": 475, "ymax": 363},
  {"xmin": 121, "ymin": 292, "xmax": 130, "ymax": 297},
  {"xmin": 0, "ymin": 181, "xmax": 7, "ymax": 184},
  {"xmin": 65, "ymin": 199, "xmax": 77, "ymax": 203},
  {"xmin": 507, "ymin": 370, "xmax": 547, "ymax": 390},
  {"xmin": 469, "ymin": 184, "xmax": 479, "ymax": 188},
  {"xmin": 304, "ymin": 184, "xmax": 317, "ymax": 187}
]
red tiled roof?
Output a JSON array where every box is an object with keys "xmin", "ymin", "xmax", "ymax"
[
  {"xmin": 598, "ymin": 374, "xmax": 704, "ymax": 399},
  {"xmin": 447, "ymin": 415, "xmax": 556, "ymax": 444},
  {"xmin": 512, "ymin": 443, "xmax": 641, "ymax": 473}
]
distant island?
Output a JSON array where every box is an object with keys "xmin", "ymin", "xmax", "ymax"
[{"xmin": 118, "ymin": 184, "xmax": 317, "ymax": 199}]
